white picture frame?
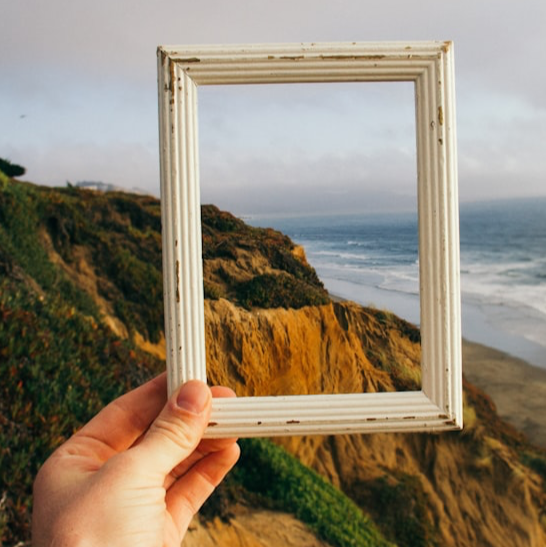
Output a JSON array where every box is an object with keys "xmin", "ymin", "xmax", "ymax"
[{"xmin": 157, "ymin": 41, "xmax": 462, "ymax": 438}]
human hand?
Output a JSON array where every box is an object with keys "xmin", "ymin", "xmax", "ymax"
[{"xmin": 32, "ymin": 373, "xmax": 240, "ymax": 547}]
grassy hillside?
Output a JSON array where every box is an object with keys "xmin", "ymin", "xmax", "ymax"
[
  {"xmin": 0, "ymin": 176, "xmax": 391, "ymax": 546},
  {"xmin": 1, "ymin": 175, "xmax": 545, "ymax": 546},
  {"xmin": 0, "ymin": 175, "xmax": 166, "ymax": 542}
]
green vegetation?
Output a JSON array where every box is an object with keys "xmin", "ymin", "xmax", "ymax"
[
  {"xmin": 354, "ymin": 307, "xmax": 421, "ymax": 391},
  {"xmin": 233, "ymin": 438, "xmax": 394, "ymax": 547},
  {"xmin": 0, "ymin": 181, "xmax": 167, "ymax": 542},
  {"xmin": 374, "ymin": 310, "xmax": 421, "ymax": 345},
  {"xmin": 521, "ymin": 451, "xmax": 546, "ymax": 492},
  {"xmin": 202, "ymin": 204, "xmax": 330, "ymax": 309},
  {"xmin": 0, "ymin": 184, "xmax": 328, "ymax": 339},
  {"xmin": 0, "ymin": 180, "xmax": 164, "ymax": 341},
  {"xmin": 0, "ymin": 180, "xmax": 100, "ymax": 318},
  {"xmin": 0, "ymin": 180, "xmax": 386, "ymax": 545},
  {"xmin": 3, "ymin": 178, "xmax": 543, "ymax": 546},
  {"xmin": 0, "ymin": 277, "xmax": 162, "ymax": 543},
  {"xmin": 236, "ymin": 272, "xmax": 330, "ymax": 310},
  {"xmin": 0, "ymin": 157, "xmax": 26, "ymax": 178},
  {"xmin": 351, "ymin": 472, "xmax": 438, "ymax": 547}
]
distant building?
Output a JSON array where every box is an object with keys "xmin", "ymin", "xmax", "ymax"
[{"xmin": 74, "ymin": 181, "xmax": 148, "ymax": 195}]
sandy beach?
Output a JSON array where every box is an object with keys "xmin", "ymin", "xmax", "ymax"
[{"xmin": 462, "ymin": 339, "xmax": 546, "ymax": 449}]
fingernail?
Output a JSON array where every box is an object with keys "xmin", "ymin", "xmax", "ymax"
[{"xmin": 176, "ymin": 380, "xmax": 210, "ymax": 415}]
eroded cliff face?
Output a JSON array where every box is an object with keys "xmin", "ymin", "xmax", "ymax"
[
  {"xmin": 300, "ymin": 426, "xmax": 545, "ymax": 547},
  {"xmin": 205, "ymin": 299, "xmax": 407, "ymax": 397},
  {"xmin": 202, "ymin": 298, "xmax": 546, "ymax": 547}
]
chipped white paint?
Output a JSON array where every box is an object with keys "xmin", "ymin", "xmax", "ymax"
[{"xmin": 157, "ymin": 41, "xmax": 462, "ymax": 438}]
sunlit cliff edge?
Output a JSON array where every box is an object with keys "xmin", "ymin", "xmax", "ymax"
[{"xmin": 0, "ymin": 175, "xmax": 545, "ymax": 546}]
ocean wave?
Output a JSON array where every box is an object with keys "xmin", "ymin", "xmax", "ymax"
[
  {"xmin": 260, "ymin": 201, "xmax": 546, "ymax": 361},
  {"xmin": 311, "ymin": 249, "xmax": 370, "ymax": 262},
  {"xmin": 460, "ymin": 254, "xmax": 546, "ymax": 316},
  {"xmin": 461, "ymin": 279, "xmax": 546, "ymax": 318},
  {"xmin": 378, "ymin": 271, "xmax": 420, "ymax": 296}
]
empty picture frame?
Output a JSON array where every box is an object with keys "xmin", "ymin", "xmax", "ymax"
[{"xmin": 157, "ymin": 41, "xmax": 462, "ymax": 438}]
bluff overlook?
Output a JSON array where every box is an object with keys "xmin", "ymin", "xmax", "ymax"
[{"xmin": 0, "ymin": 175, "xmax": 545, "ymax": 546}]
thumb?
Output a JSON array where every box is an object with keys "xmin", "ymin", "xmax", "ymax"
[{"xmin": 131, "ymin": 380, "xmax": 212, "ymax": 479}]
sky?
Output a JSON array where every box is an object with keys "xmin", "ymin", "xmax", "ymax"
[{"xmin": 2, "ymin": 0, "xmax": 546, "ymax": 215}]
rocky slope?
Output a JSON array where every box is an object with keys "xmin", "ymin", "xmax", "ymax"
[
  {"xmin": 205, "ymin": 299, "xmax": 418, "ymax": 397},
  {"xmin": 1, "ymin": 176, "xmax": 545, "ymax": 546},
  {"xmin": 200, "ymin": 297, "xmax": 546, "ymax": 547}
]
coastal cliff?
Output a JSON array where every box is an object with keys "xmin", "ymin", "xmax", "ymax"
[
  {"xmin": 205, "ymin": 299, "xmax": 415, "ymax": 397},
  {"xmin": 199, "ymin": 297, "xmax": 545, "ymax": 547},
  {"xmin": 1, "ymin": 177, "xmax": 545, "ymax": 546}
]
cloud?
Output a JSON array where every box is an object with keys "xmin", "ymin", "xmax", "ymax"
[
  {"xmin": 2, "ymin": 0, "xmax": 545, "ymax": 209},
  {"xmin": 200, "ymin": 146, "xmax": 417, "ymax": 215}
]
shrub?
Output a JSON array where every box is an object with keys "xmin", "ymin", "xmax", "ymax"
[
  {"xmin": 0, "ymin": 157, "xmax": 26, "ymax": 178},
  {"xmin": 0, "ymin": 279, "xmax": 163, "ymax": 543},
  {"xmin": 351, "ymin": 472, "xmax": 438, "ymax": 547},
  {"xmin": 203, "ymin": 280, "xmax": 223, "ymax": 300},
  {"xmin": 521, "ymin": 452, "xmax": 546, "ymax": 492},
  {"xmin": 236, "ymin": 273, "xmax": 330, "ymax": 310}
]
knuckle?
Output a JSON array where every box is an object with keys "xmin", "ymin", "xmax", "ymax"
[{"xmin": 151, "ymin": 412, "xmax": 200, "ymax": 451}]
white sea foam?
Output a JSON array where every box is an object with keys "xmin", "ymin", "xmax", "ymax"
[
  {"xmin": 461, "ymin": 259, "xmax": 546, "ymax": 317},
  {"xmin": 312, "ymin": 249, "xmax": 370, "ymax": 262},
  {"xmin": 377, "ymin": 267, "xmax": 419, "ymax": 296}
]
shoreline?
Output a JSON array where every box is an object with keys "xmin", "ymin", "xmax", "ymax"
[
  {"xmin": 462, "ymin": 339, "xmax": 546, "ymax": 449},
  {"xmin": 325, "ymin": 279, "xmax": 546, "ymax": 370}
]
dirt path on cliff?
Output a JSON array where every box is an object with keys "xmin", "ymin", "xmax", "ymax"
[{"xmin": 462, "ymin": 339, "xmax": 546, "ymax": 449}]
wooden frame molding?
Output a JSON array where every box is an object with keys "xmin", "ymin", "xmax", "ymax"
[{"xmin": 157, "ymin": 41, "xmax": 462, "ymax": 438}]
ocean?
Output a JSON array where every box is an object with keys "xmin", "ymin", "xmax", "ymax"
[{"xmin": 248, "ymin": 198, "xmax": 546, "ymax": 369}]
